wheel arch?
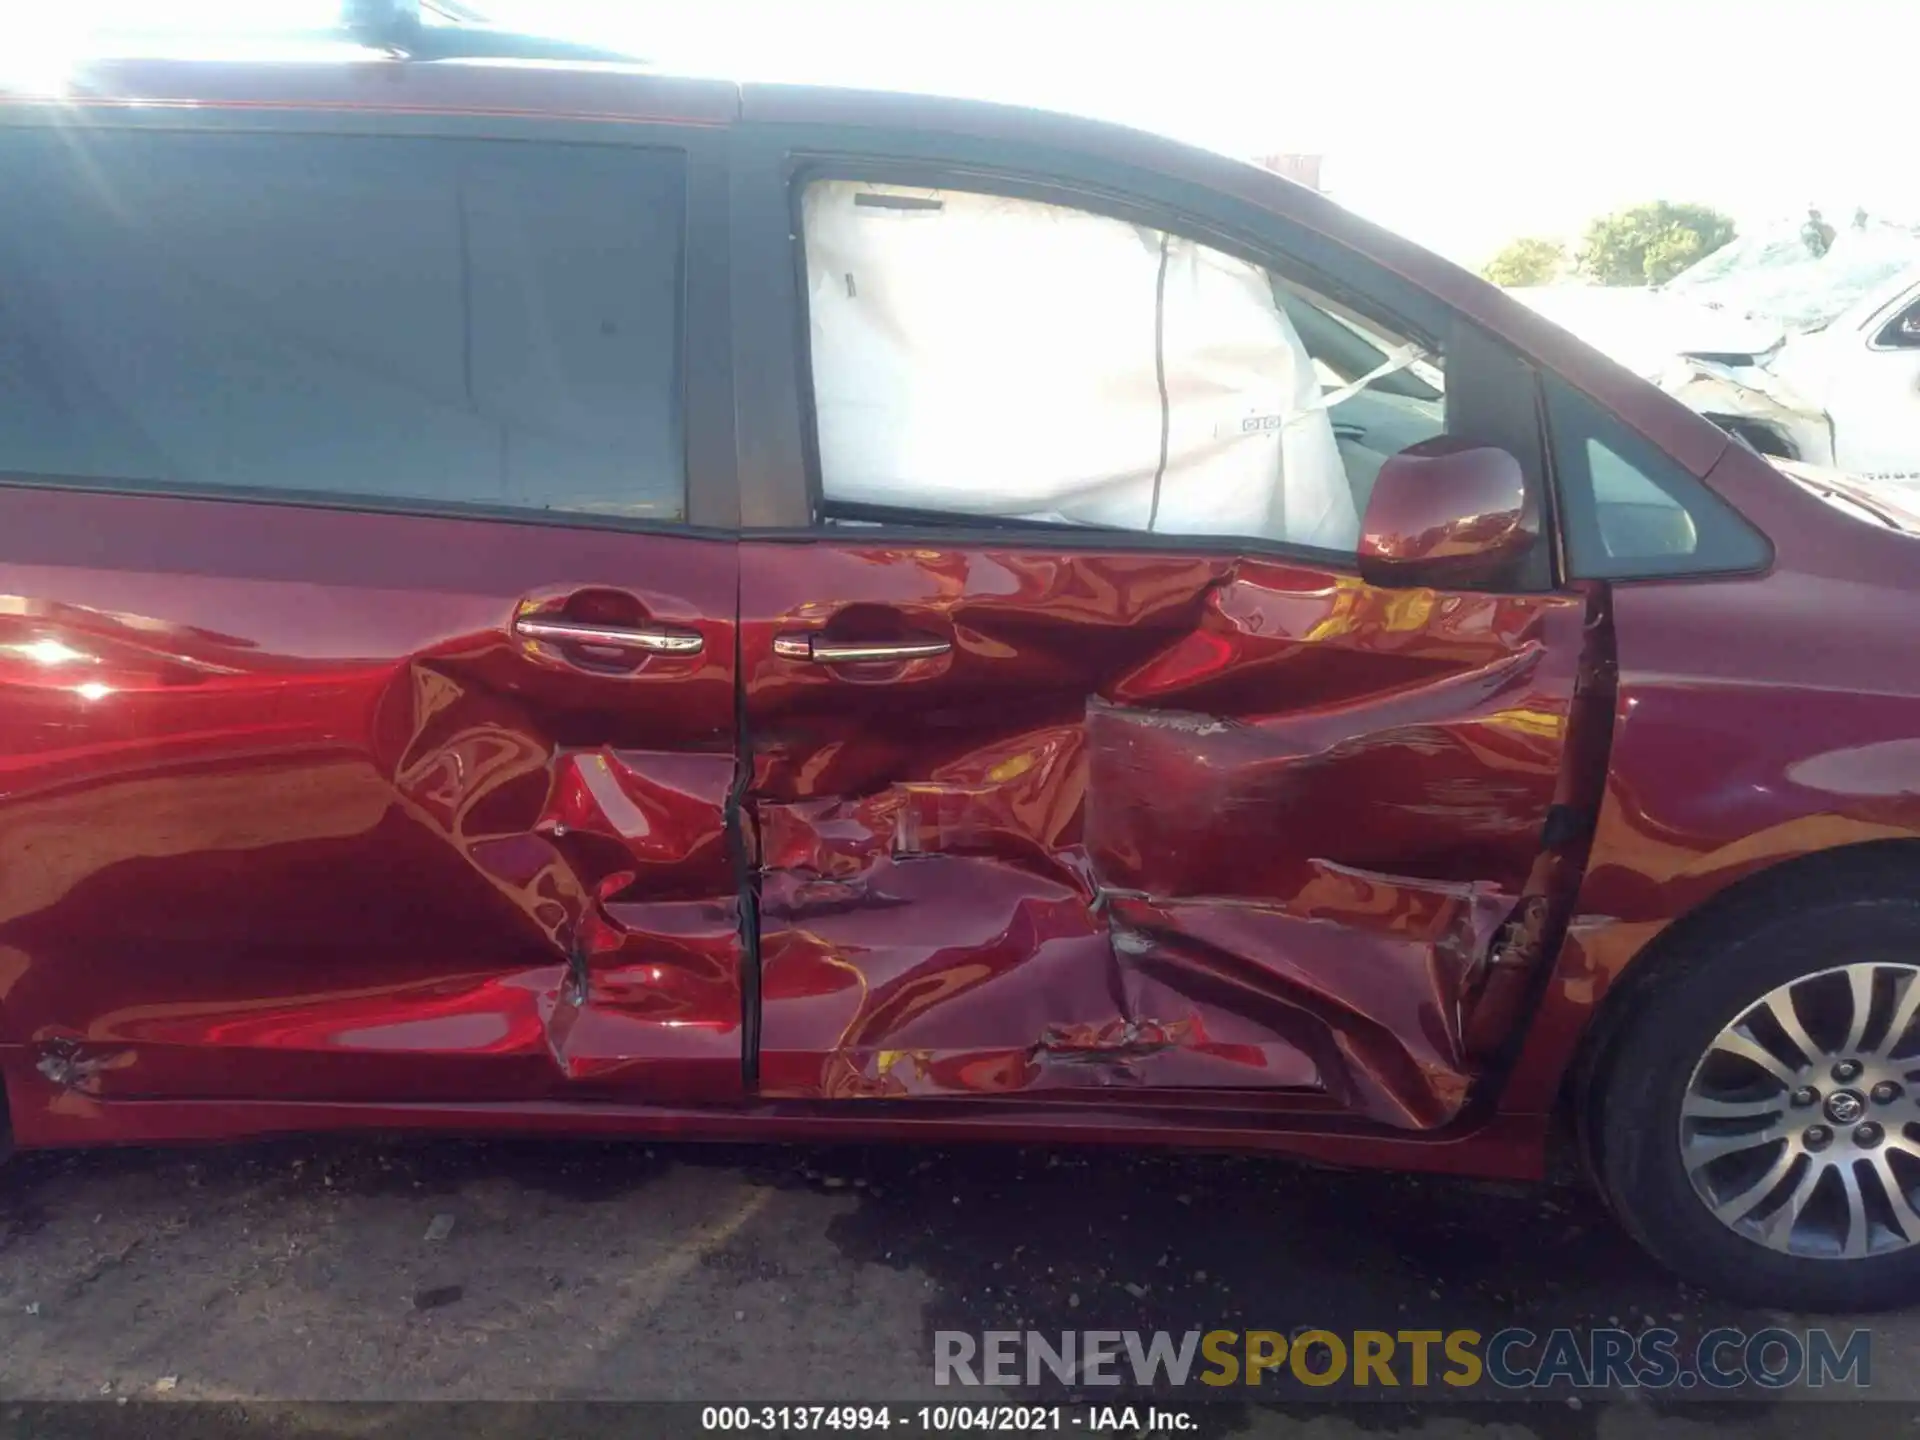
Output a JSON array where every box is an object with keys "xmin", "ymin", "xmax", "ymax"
[{"xmin": 1564, "ymin": 836, "xmax": 1920, "ymax": 1178}]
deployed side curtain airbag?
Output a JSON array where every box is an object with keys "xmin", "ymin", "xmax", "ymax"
[{"xmin": 803, "ymin": 182, "xmax": 1359, "ymax": 549}]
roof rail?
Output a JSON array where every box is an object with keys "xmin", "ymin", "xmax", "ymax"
[{"xmin": 342, "ymin": 0, "xmax": 645, "ymax": 64}]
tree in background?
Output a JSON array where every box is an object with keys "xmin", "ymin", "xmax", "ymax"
[
  {"xmin": 1482, "ymin": 236, "xmax": 1569, "ymax": 287},
  {"xmin": 1578, "ymin": 201, "xmax": 1737, "ymax": 286}
]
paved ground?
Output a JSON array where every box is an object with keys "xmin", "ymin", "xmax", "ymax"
[{"xmin": 0, "ymin": 1134, "xmax": 1905, "ymax": 1435}]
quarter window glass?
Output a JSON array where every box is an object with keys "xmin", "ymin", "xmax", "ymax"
[
  {"xmin": 1546, "ymin": 377, "xmax": 1769, "ymax": 578},
  {"xmin": 800, "ymin": 180, "xmax": 1445, "ymax": 553},
  {"xmin": 1587, "ymin": 437, "xmax": 1698, "ymax": 558},
  {"xmin": 0, "ymin": 130, "xmax": 686, "ymax": 521}
]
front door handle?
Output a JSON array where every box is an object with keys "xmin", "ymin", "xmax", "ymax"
[
  {"xmin": 772, "ymin": 633, "xmax": 951, "ymax": 663},
  {"xmin": 513, "ymin": 616, "xmax": 704, "ymax": 656}
]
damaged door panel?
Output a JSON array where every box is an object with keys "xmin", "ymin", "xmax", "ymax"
[
  {"xmin": 742, "ymin": 543, "xmax": 1604, "ymax": 1127},
  {"xmin": 0, "ymin": 494, "xmax": 744, "ymax": 1104},
  {"xmin": 0, "ymin": 122, "xmax": 749, "ymax": 1110}
]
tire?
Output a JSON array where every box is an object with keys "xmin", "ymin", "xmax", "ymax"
[{"xmin": 1593, "ymin": 891, "xmax": 1920, "ymax": 1312}]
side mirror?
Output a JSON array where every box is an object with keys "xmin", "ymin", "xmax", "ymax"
[{"xmin": 1357, "ymin": 439, "xmax": 1536, "ymax": 589}]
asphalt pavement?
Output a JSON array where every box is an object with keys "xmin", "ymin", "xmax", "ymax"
[{"xmin": 0, "ymin": 1134, "xmax": 1907, "ymax": 1436}]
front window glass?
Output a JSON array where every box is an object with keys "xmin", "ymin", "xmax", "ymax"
[{"xmin": 800, "ymin": 180, "xmax": 1444, "ymax": 553}]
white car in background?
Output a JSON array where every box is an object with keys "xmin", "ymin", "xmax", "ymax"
[{"xmin": 1509, "ymin": 222, "xmax": 1920, "ymax": 482}]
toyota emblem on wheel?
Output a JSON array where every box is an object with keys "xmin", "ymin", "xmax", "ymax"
[{"xmin": 1825, "ymin": 1091, "xmax": 1866, "ymax": 1125}]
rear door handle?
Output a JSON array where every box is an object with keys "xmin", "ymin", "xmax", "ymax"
[
  {"xmin": 513, "ymin": 616, "xmax": 704, "ymax": 655},
  {"xmin": 772, "ymin": 633, "xmax": 951, "ymax": 663}
]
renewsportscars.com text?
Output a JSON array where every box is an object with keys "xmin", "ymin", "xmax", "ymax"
[{"xmin": 934, "ymin": 1327, "xmax": 1871, "ymax": 1391}]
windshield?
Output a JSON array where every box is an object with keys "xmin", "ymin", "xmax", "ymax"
[{"xmin": 1664, "ymin": 219, "xmax": 1920, "ymax": 333}]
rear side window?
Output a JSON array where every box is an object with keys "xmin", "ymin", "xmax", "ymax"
[
  {"xmin": 0, "ymin": 129, "xmax": 686, "ymax": 522},
  {"xmin": 1544, "ymin": 377, "xmax": 1770, "ymax": 578}
]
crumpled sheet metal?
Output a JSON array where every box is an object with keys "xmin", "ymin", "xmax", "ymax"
[
  {"xmin": 1660, "ymin": 357, "xmax": 1834, "ymax": 467},
  {"xmin": 530, "ymin": 747, "xmax": 742, "ymax": 1095},
  {"xmin": 361, "ymin": 646, "xmax": 746, "ymax": 1099},
  {"xmin": 751, "ymin": 549, "xmax": 1584, "ymax": 1128},
  {"xmin": 2, "ymin": 551, "xmax": 742, "ymax": 1103}
]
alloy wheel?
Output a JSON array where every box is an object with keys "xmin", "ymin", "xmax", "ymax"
[{"xmin": 1680, "ymin": 962, "xmax": 1920, "ymax": 1259}]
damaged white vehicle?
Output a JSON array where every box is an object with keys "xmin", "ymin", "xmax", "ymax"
[{"xmin": 1510, "ymin": 223, "xmax": 1920, "ymax": 482}]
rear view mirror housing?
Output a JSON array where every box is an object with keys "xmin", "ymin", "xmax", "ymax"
[{"xmin": 1357, "ymin": 439, "xmax": 1536, "ymax": 589}]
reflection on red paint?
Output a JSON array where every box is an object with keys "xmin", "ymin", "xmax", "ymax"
[
  {"xmin": 0, "ymin": 487, "xmax": 743, "ymax": 1106},
  {"xmin": 1501, "ymin": 443, "xmax": 1920, "ymax": 1114},
  {"xmin": 744, "ymin": 543, "xmax": 1595, "ymax": 1127},
  {"xmin": 3, "ymin": 47, "xmax": 1919, "ymax": 1189}
]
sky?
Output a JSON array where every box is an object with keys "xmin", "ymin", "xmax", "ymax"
[{"xmin": 10, "ymin": 0, "xmax": 1912, "ymax": 265}]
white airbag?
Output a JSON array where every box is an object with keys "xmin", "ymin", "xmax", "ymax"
[{"xmin": 803, "ymin": 182, "xmax": 1358, "ymax": 549}]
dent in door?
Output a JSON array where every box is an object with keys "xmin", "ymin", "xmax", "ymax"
[
  {"xmin": 0, "ymin": 491, "xmax": 742, "ymax": 1104},
  {"xmin": 745, "ymin": 545, "xmax": 1590, "ymax": 1127}
]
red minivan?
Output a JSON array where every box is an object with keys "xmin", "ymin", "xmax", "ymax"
[{"xmin": 4, "ymin": 13, "xmax": 1920, "ymax": 1313}]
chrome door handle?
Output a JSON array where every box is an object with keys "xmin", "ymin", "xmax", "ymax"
[
  {"xmin": 772, "ymin": 634, "xmax": 951, "ymax": 663},
  {"xmin": 513, "ymin": 617, "xmax": 704, "ymax": 655}
]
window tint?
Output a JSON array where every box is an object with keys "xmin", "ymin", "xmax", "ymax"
[
  {"xmin": 1875, "ymin": 296, "xmax": 1920, "ymax": 349},
  {"xmin": 0, "ymin": 130, "xmax": 685, "ymax": 521},
  {"xmin": 799, "ymin": 181, "xmax": 1445, "ymax": 553},
  {"xmin": 1545, "ymin": 377, "xmax": 1770, "ymax": 578}
]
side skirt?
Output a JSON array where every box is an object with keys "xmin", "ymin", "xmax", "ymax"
[{"xmin": 1, "ymin": 1056, "xmax": 1546, "ymax": 1180}]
